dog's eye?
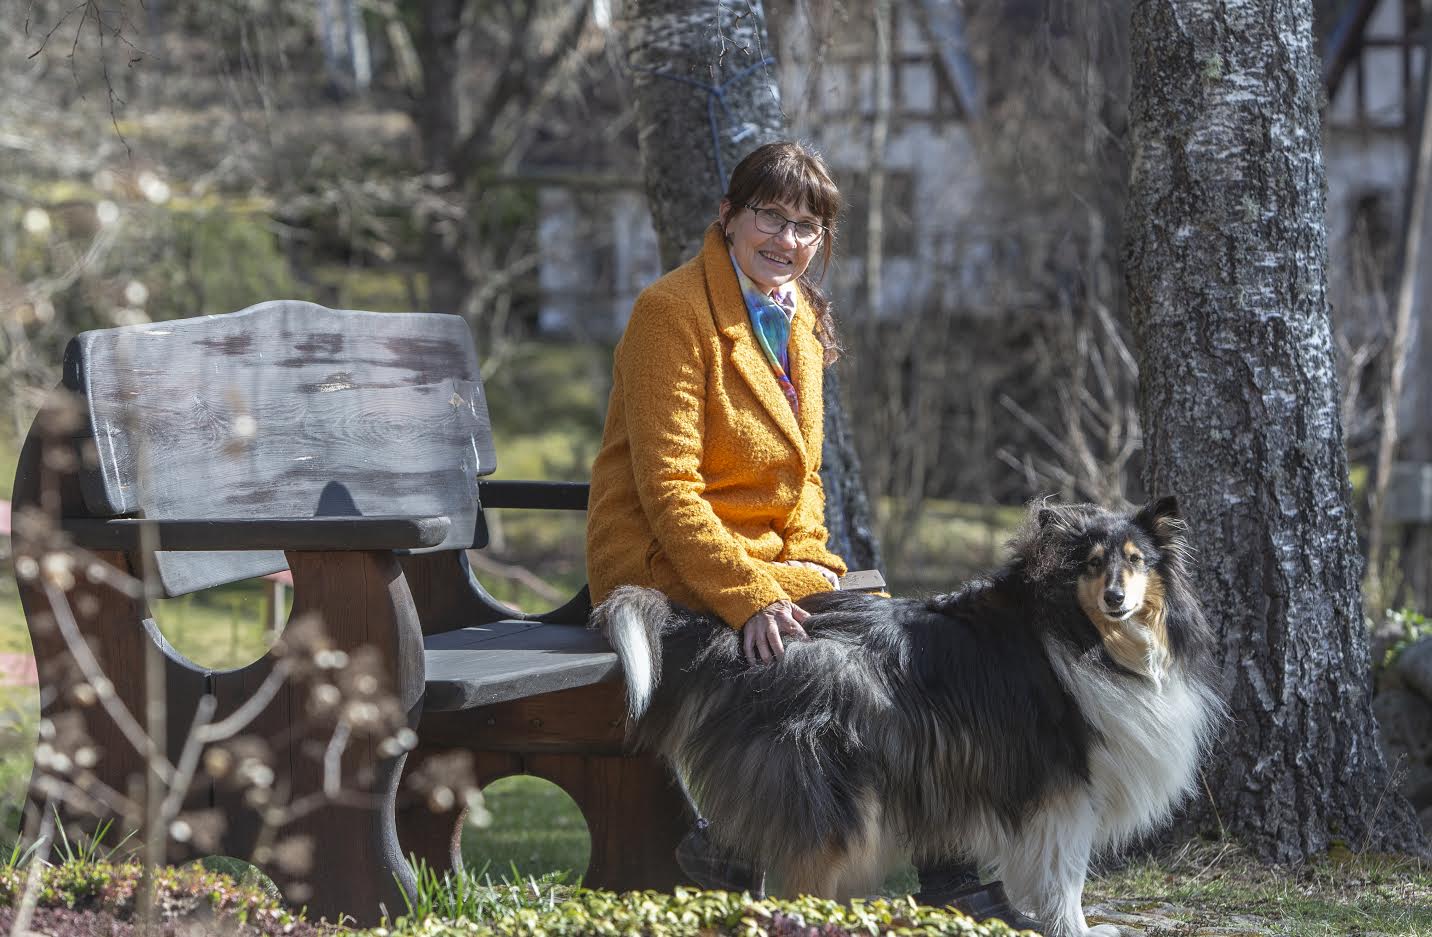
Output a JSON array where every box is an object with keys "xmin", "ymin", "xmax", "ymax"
[
  {"xmin": 1128, "ymin": 553, "xmax": 1144, "ymax": 566},
  {"xmin": 1085, "ymin": 556, "xmax": 1104, "ymax": 571}
]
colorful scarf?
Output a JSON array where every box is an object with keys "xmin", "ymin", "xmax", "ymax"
[{"xmin": 730, "ymin": 253, "xmax": 800, "ymax": 415}]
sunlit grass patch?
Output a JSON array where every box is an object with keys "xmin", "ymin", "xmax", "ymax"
[
  {"xmin": 461, "ymin": 776, "xmax": 590, "ymax": 885},
  {"xmin": 1087, "ymin": 841, "xmax": 1432, "ymax": 936}
]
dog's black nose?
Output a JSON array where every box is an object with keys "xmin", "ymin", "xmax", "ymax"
[{"xmin": 1103, "ymin": 588, "xmax": 1124, "ymax": 606}]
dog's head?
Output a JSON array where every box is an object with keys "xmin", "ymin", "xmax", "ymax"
[{"xmin": 1021, "ymin": 496, "xmax": 1192, "ymax": 684}]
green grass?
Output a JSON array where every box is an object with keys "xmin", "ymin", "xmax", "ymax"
[
  {"xmin": 461, "ymin": 776, "xmax": 591, "ymax": 884},
  {"xmin": 1086, "ymin": 842, "xmax": 1432, "ymax": 936}
]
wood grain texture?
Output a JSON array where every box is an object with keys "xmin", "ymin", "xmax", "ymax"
[
  {"xmin": 64, "ymin": 300, "xmax": 495, "ymax": 596},
  {"xmin": 16, "ymin": 310, "xmax": 684, "ymax": 914},
  {"xmin": 393, "ymin": 744, "xmax": 468, "ymax": 873},
  {"xmin": 208, "ymin": 550, "xmax": 426, "ymax": 925},
  {"xmin": 419, "ymin": 682, "xmax": 628, "ymax": 753},
  {"xmin": 400, "ymin": 552, "xmax": 590, "ymax": 635},
  {"xmin": 13, "ymin": 407, "xmax": 216, "ymax": 864},
  {"xmin": 63, "ymin": 515, "xmax": 451, "ymax": 552},
  {"xmin": 524, "ymin": 751, "xmax": 688, "ymax": 891},
  {"xmin": 422, "ymin": 623, "xmax": 619, "ymax": 712},
  {"xmin": 418, "ymin": 683, "xmax": 687, "ymax": 889}
]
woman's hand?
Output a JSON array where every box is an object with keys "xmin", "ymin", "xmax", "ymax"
[
  {"xmin": 742, "ymin": 600, "xmax": 811, "ymax": 664},
  {"xmin": 784, "ymin": 560, "xmax": 840, "ymax": 589}
]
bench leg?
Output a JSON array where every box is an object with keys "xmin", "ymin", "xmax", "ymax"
[
  {"xmin": 394, "ymin": 744, "xmax": 474, "ymax": 874},
  {"xmin": 524, "ymin": 751, "xmax": 689, "ymax": 891},
  {"xmin": 17, "ymin": 545, "xmax": 212, "ymax": 867},
  {"xmin": 210, "ymin": 550, "xmax": 426, "ymax": 927}
]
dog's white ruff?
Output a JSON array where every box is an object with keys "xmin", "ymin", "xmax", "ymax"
[{"xmin": 982, "ymin": 638, "xmax": 1218, "ymax": 936}]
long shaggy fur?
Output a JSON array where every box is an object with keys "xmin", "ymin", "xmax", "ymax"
[{"xmin": 590, "ymin": 498, "xmax": 1222, "ymax": 937}]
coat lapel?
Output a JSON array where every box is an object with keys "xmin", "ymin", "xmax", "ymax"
[
  {"xmin": 702, "ymin": 226, "xmax": 808, "ymax": 459},
  {"xmin": 790, "ymin": 294, "xmax": 824, "ymax": 457}
]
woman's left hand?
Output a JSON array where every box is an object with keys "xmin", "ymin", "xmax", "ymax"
[{"xmin": 784, "ymin": 560, "xmax": 840, "ymax": 589}]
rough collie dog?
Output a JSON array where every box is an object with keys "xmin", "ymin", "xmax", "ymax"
[{"xmin": 592, "ymin": 497, "xmax": 1222, "ymax": 937}]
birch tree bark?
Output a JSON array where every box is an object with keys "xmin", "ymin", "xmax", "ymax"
[
  {"xmin": 1124, "ymin": 0, "xmax": 1426, "ymax": 860},
  {"xmin": 625, "ymin": 0, "xmax": 881, "ymax": 569}
]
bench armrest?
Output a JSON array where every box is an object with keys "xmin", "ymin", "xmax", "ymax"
[
  {"xmin": 478, "ymin": 480, "xmax": 589, "ymax": 511},
  {"xmin": 61, "ymin": 515, "xmax": 452, "ymax": 552}
]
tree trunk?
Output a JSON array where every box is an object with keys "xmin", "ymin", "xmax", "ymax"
[
  {"xmin": 1124, "ymin": 0, "xmax": 1425, "ymax": 860},
  {"xmin": 626, "ymin": 0, "xmax": 789, "ymax": 268},
  {"xmin": 625, "ymin": 0, "xmax": 880, "ymax": 569},
  {"xmin": 413, "ymin": 0, "xmax": 471, "ymax": 319}
]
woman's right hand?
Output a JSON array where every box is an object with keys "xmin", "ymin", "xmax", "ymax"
[{"xmin": 742, "ymin": 599, "xmax": 810, "ymax": 664}]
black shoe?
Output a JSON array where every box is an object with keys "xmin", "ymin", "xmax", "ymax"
[
  {"xmin": 912, "ymin": 857, "xmax": 980, "ymax": 906},
  {"xmin": 930, "ymin": 881, "xmax": 1045, "ymax": 933},
  {"xmin": 674, "ymin": 819, "xmax": 765, "ymax": 895}
]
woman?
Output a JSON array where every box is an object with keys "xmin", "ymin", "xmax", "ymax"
[
  {"xmin": 587, "ymin": 141, "xmax": 846, "ymax": 664},
  {"xmin": 585, "ymin": 142, "xmax": 1037, "ymax": 930}
]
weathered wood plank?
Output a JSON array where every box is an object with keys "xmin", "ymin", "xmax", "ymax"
[
  {"xmin": 419, "ymin": 682, "xmax": 628, "ymax": 754},
  {"xmin": 63, "ymin": 515, "xmax": 451, "ymax": 552},
  {"xmin": 422, "ymin": 624, "xmax": 619, "ymax": 712},
  {"xmin": 525, "ymin": 751, "xmax": 688, "ymax": 892},
  {"xmin": 209, "ymin": 550, "xmax": 425, "ymax": 926},
  {"xmin": 12, "ymin": 417, "xmax": 212, "ymax": 864},
  {"xmin": 65, "ymin": 301, "xmax": 494, "ymax": 595}
]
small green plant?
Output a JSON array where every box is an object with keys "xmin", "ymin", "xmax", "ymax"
[
  {"xmin": 380, "ymin": 887, "xmax": 1008, "ymax": 937},
  {"xmin": 52, "ymin": 814, "xmax": 133, "ymax": 865},
  {"xmin": 401, "ymin": 856, "xmax": 571, "ymax": 923},
  {"xmin": 1381, "ymin": 607, "xmax": 1431, "ymax": 670},
  {"xmin": 0, "ymin": 859, "xmax": 309, "ymax": 934},
  {"xmin": 1, "ymin": 836, "xmax": 41, "ymax": 871}
]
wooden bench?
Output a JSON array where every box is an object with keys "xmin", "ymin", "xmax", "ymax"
[{"xmin": 10, "ymin": 300, "xmax": 688, "ymax": 924}]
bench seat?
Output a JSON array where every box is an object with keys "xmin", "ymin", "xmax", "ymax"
[{"xmin": 422, "ymin": 622, "xmax": 618, "ymax": 711}]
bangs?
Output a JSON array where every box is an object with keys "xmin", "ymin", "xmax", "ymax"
[{"xmin": 733, "ymin": 149, "xmax": 842, "ymax": 227}]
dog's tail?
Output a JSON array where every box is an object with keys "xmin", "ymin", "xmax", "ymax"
[{"xmin": 589, "ymin": 585, "xmax": 672, "ymax": 719}]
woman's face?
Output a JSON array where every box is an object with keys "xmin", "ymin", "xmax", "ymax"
[{"xmin": 721, "ymin": 197, "xmax": 824, "ymax": 294}]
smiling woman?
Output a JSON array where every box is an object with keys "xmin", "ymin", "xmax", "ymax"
[
  {"xmin": 585, "ymin": 138, "xmax": 850, "ymax": 892},
  {"xmin": 586, "ymin": 141, "xmax": 847, "ymax": 665}
]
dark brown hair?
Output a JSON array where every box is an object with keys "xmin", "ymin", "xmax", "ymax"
[{"xmin": 719, "ymin": 141, "xmax": 843, "ymax": 364}]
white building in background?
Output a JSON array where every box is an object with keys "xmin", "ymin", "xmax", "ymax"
[
  {"xmin": 535, "ymin": 0, "xmax": 1429, "ymax": 340},
  {"xmin": 1323, "ymin": 0, "xmax": 1421, "ymax": 290},
  {"xmin": 534, "ymin": 0, "xmax": 984, "ymax": 336},
  {"xmin": 536, "ymin": 186, "xmax": 660, "ymax": 337},
  {"xmin": 773, "ymin": 0, "xmax": 986, "ymax": 314}
]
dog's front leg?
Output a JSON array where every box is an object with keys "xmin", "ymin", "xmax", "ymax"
[{"xmin": 996, "ymin": 801, "xmax": 1121, "ymax": 937}]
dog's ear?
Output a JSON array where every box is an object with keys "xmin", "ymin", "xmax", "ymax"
[{"xmin": 1134, "ymin": 495, "xmax": 1184, "ymax": 545}]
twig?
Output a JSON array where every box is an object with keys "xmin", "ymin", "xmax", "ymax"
[
  {"xmin": 157, "ymin": 694, "xmax": 218, "ymax": 827},
  {"xmin": 197, "ymin": 659, "xmax": 293, "ymax": 742},
  {"xmin": 43, "ymin": 581, "xmax": 175, "ymax": 785},
  {"xmin": 323, "ymin": 720, "xmax": 352, "ymax": 799}
]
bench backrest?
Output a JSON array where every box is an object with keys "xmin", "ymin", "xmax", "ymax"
[{"xmin": 63, "ymin": 300, "xmax": 496, "ymax": 596}]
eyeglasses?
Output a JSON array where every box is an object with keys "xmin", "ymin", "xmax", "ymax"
[{"xmin": 745, "ymin": 204, "xmax": 827, "ymax": 246}]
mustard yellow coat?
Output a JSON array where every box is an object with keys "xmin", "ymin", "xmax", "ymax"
[{"xmin": 587, "ymin": 224, "xmax": 847, "ymax": 628}]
